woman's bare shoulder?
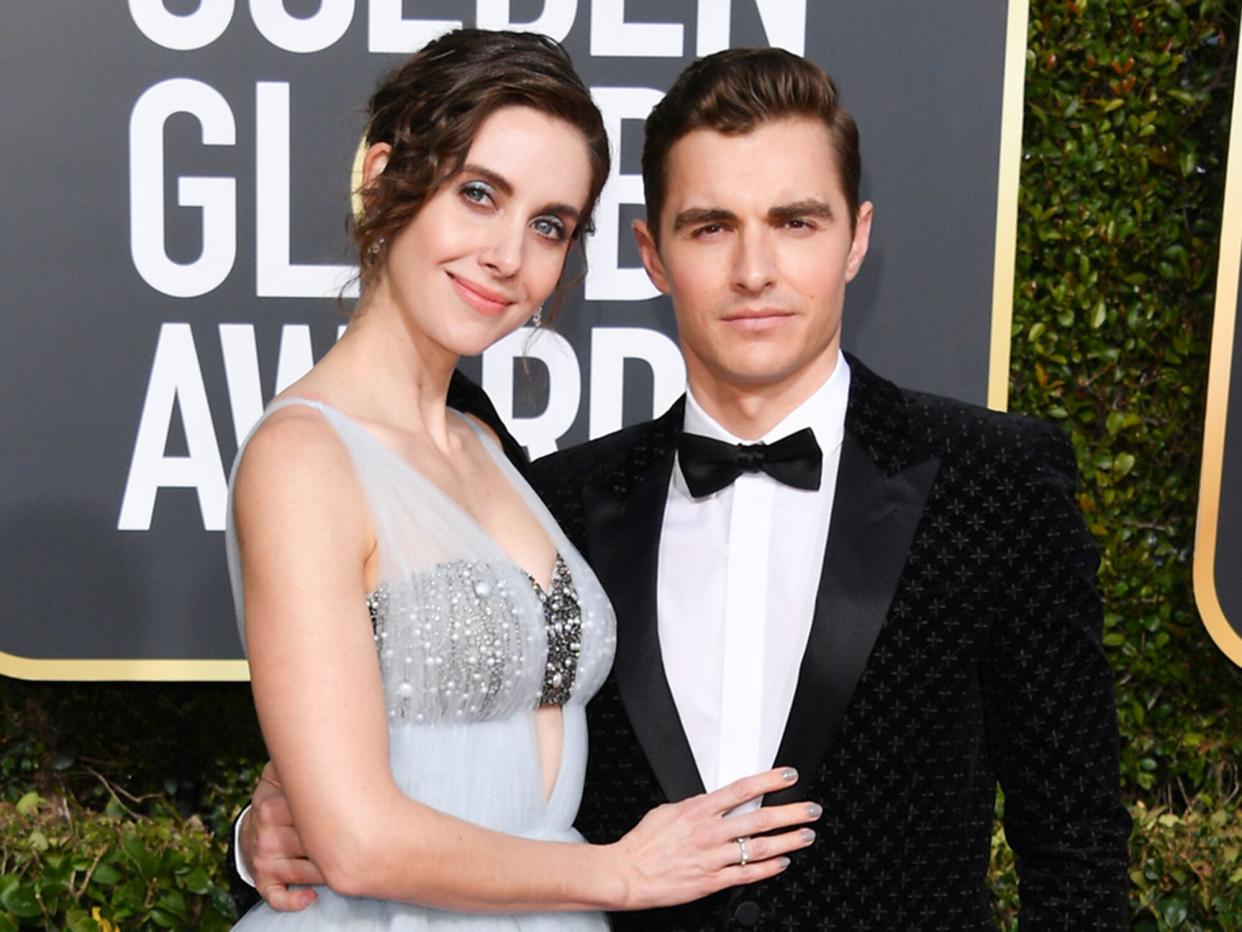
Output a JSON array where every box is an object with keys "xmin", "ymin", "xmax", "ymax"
[
  {"xmin": 232, "ymin": 404, "xmax": 363, "ymax": 532},
  {"xmin": 240, "ymin": 401, "xmax": 343, "ymax": 470}
]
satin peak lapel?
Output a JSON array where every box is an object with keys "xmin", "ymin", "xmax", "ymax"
[
  {"xmin": 584, "ymin": 450, "xmax": 706, "ymax": 803},
  {"xmin": 768, "ymin": 432, "xmax": 939, "ymax": 805}
]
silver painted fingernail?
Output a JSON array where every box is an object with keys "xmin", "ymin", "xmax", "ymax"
[
  {"xmin": 806, "ymin": 803, "xmax": 822, "ymax": 819},
  {"xmin": 800, "ymin": 828, "xmax": 816, "ymax": 843},
  {"xmin": 777, "ymin": 857, "xmax": 791, "ymax": 870},
  {"xmin": 781, "ymin": 768, "xmax": 797, "ymax": 782}
]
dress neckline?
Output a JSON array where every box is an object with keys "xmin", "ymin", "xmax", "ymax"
[{"xmin": 267, "ymin": 395, "xmax": 559, "ymax": 591}]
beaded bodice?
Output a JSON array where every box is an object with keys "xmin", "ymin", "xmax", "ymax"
[
  {"xmin": 364, "ymin": 551, "xmax": 587, "ymax": 719},
  {"xmin": 528, "ymin": 554, "xmax": 582, "ymax": 706},
  {"xmin": 227, "ymin": 398, "xmax": 615, "ymax": 726}
]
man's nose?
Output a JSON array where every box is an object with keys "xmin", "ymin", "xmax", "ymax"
[{"xmin": 731, "ymin": 227, "xmax": 777, "ymax": 294}]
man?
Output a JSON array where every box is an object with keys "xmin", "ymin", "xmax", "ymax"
[{"xmin": 235, "ymin": 48, "xmax": 1131, "ymax": 929}]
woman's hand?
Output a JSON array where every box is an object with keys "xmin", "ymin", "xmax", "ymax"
[
  {"xmin": 241, "ymin": 762, "xmax": 324, "ymax": 911},
  {"xmin": 607, "ymin": 767, "xmax": 820, "ymax": 911}
]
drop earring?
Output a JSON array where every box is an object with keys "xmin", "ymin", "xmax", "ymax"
[{"xmin": 530, "ymin": 304, "xmax": 543, "ymax": 328}]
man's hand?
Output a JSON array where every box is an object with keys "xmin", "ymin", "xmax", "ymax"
[{"xmin": 240, "ymin": 762, "xmax": 325, "ymax": 911}]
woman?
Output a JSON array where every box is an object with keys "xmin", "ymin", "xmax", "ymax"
[{"xmin": 227, "ymin": 29, "xmax": 816, "ymax": 929}]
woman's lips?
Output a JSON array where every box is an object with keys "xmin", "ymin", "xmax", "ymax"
[{"xmin": 448, "ymin": 272, "xmax": 514, "ymax": 316}]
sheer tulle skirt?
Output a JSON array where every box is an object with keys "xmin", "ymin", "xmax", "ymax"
[
  {"xmin": 232, "ymin": 709, "xmax": 608, "ymax": 930},
  {"xmin": 234, "ymin": 894, "xmax": 608, "ymax": 929},
  {"xmin": 234, "ymin": 893, "xmax": 607, "ymax": 930}
]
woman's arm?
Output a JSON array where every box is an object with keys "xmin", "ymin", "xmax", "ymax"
[{"xmin": 233, "ymin": 410, "xmax": 816, "ymax": 913}]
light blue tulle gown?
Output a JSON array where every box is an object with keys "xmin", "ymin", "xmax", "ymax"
[{"xmin": 226, "ymin": 398, "xmax": 616, "ymax": 930}]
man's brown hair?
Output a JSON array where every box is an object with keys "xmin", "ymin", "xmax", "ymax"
[{"xmin": 641, "ymin": 47, "xmax": 860, "ymax": 241}]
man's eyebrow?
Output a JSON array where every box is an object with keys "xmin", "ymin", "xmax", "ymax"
[
  {"xmin": 769, "ymin": 199, "xmax": 835, "ymax": 223},
  {"xmin": 672, "ymin": 207, "xmax": 737, "ymax": 233},
  {"xmin": 459, "ymin": 163, "xmax": 582, "ymax": 222}
]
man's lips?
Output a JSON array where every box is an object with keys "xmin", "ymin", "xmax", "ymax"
[
  {"xmin": 447, "ymin": 272, "xmax": 515, "ymax": 316},
  {"xmin": 721, "ymin": 309, "xmax": 795, "ymax": 330}
]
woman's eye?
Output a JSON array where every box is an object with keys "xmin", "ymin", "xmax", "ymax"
[
  {"xmin": 532, "ymin": 216, "xmax": 567, "ymax": 242},
  {"xmin": 460, "ymin": 182, "xmax": 494, "ymax": 206}
]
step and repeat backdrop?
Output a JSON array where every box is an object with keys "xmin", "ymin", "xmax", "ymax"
[
  {"xmin": 1195, "ymin": 33, "xmax": 1242, "ymax": 669},
  {"xmin": 1, "ymin": 1, "xmax": 1027, "ymax": 679}
]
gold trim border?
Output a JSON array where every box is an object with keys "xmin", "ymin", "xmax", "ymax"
[
  {"xmin": 988, "ymin": 0, "xmax": 1030, "ymax": 412},
  {"xmin": 0, "ymin": 652, "xmax": 249, "ymax": 682},
  {"xmin": 1193, "ymin": 30, "xmax": 1242, "ymax": 668},
  {"xmin": 0, "ymin": 5, "xmax": 1032, "ymax": 683}
]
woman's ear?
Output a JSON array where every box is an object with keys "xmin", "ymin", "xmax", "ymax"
[{"xmin": 361, "ymin": 142, "xmax": 392, "ymax": 198}]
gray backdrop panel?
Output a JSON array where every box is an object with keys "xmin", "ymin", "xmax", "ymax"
[{"xmin": 1, "ymin": 2, "xmax": 1013, "ymax": 669}]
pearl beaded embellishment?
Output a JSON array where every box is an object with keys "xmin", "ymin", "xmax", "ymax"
[{"xmin": 367, "ymin": 560, "xmax": 532, "ymax": 722}]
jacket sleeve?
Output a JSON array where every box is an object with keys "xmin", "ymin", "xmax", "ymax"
[
  {"xmin": 225, "ymin": 811, "xmax": 262, "ymax": 919},
  {"xmin": 981, "ymin": 420, "xmax": 1131, "ymax": 929}
]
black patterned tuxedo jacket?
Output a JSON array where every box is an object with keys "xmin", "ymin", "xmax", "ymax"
[{"xmin": 529, "ymin": 355, "xmax": 1130, "ymax": 931}]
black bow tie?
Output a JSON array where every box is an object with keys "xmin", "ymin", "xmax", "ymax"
[{"xmin": 676, "ymin": 427, "xmax": 823, "ymax": 497}]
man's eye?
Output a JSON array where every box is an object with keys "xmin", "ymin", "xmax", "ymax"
[
  {"xmin": 785, "ymin": 218, "xmax": 813, "ymax": 230},
  {"xmin": 695, "ymin": 223, "xmax": 724, "ymax": 237}
]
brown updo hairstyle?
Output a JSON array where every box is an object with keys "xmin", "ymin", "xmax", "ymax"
[{"xmin": 354, "ymin": 29, "xmax": 611, "ymax": 318}]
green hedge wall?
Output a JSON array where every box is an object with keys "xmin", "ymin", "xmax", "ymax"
[
  {"xmin": 2, "ymin": 1, "xmax": 1240, "ymax": 928},
  {"xmin": 1008, "ymin": 0, "xmax": 1240, "ymax": 928},
  {"xmin": 0, "ymin": 685, "xmax": 259, "ymax": 929}
]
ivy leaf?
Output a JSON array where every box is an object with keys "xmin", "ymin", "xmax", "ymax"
[
  {"xmin": 180, "ymin": 866, "xmax": 212, "ymax": 896},
  {"xmin": 90, "ymin": 862, "xmax": 121, "ymax": 886},
  {"xmin": 1160, "ymin": 894, "xmax": 1189, "ymax": 926},
  {"xmin": 1091, "ymin": 300, "xmax": 1107, "ymax": 328},
  {"xmin": 120, "ymin": 830, "xmax": 158, "ymax": 880},
  {"xmin": 0, "ymin": 882, "xmax": 41, "ymax": 920}
]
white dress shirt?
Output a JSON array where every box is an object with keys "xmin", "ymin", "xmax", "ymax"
[{"xmin": 657, "ymin": 353, "xmax": 850, "ymax": 799}]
